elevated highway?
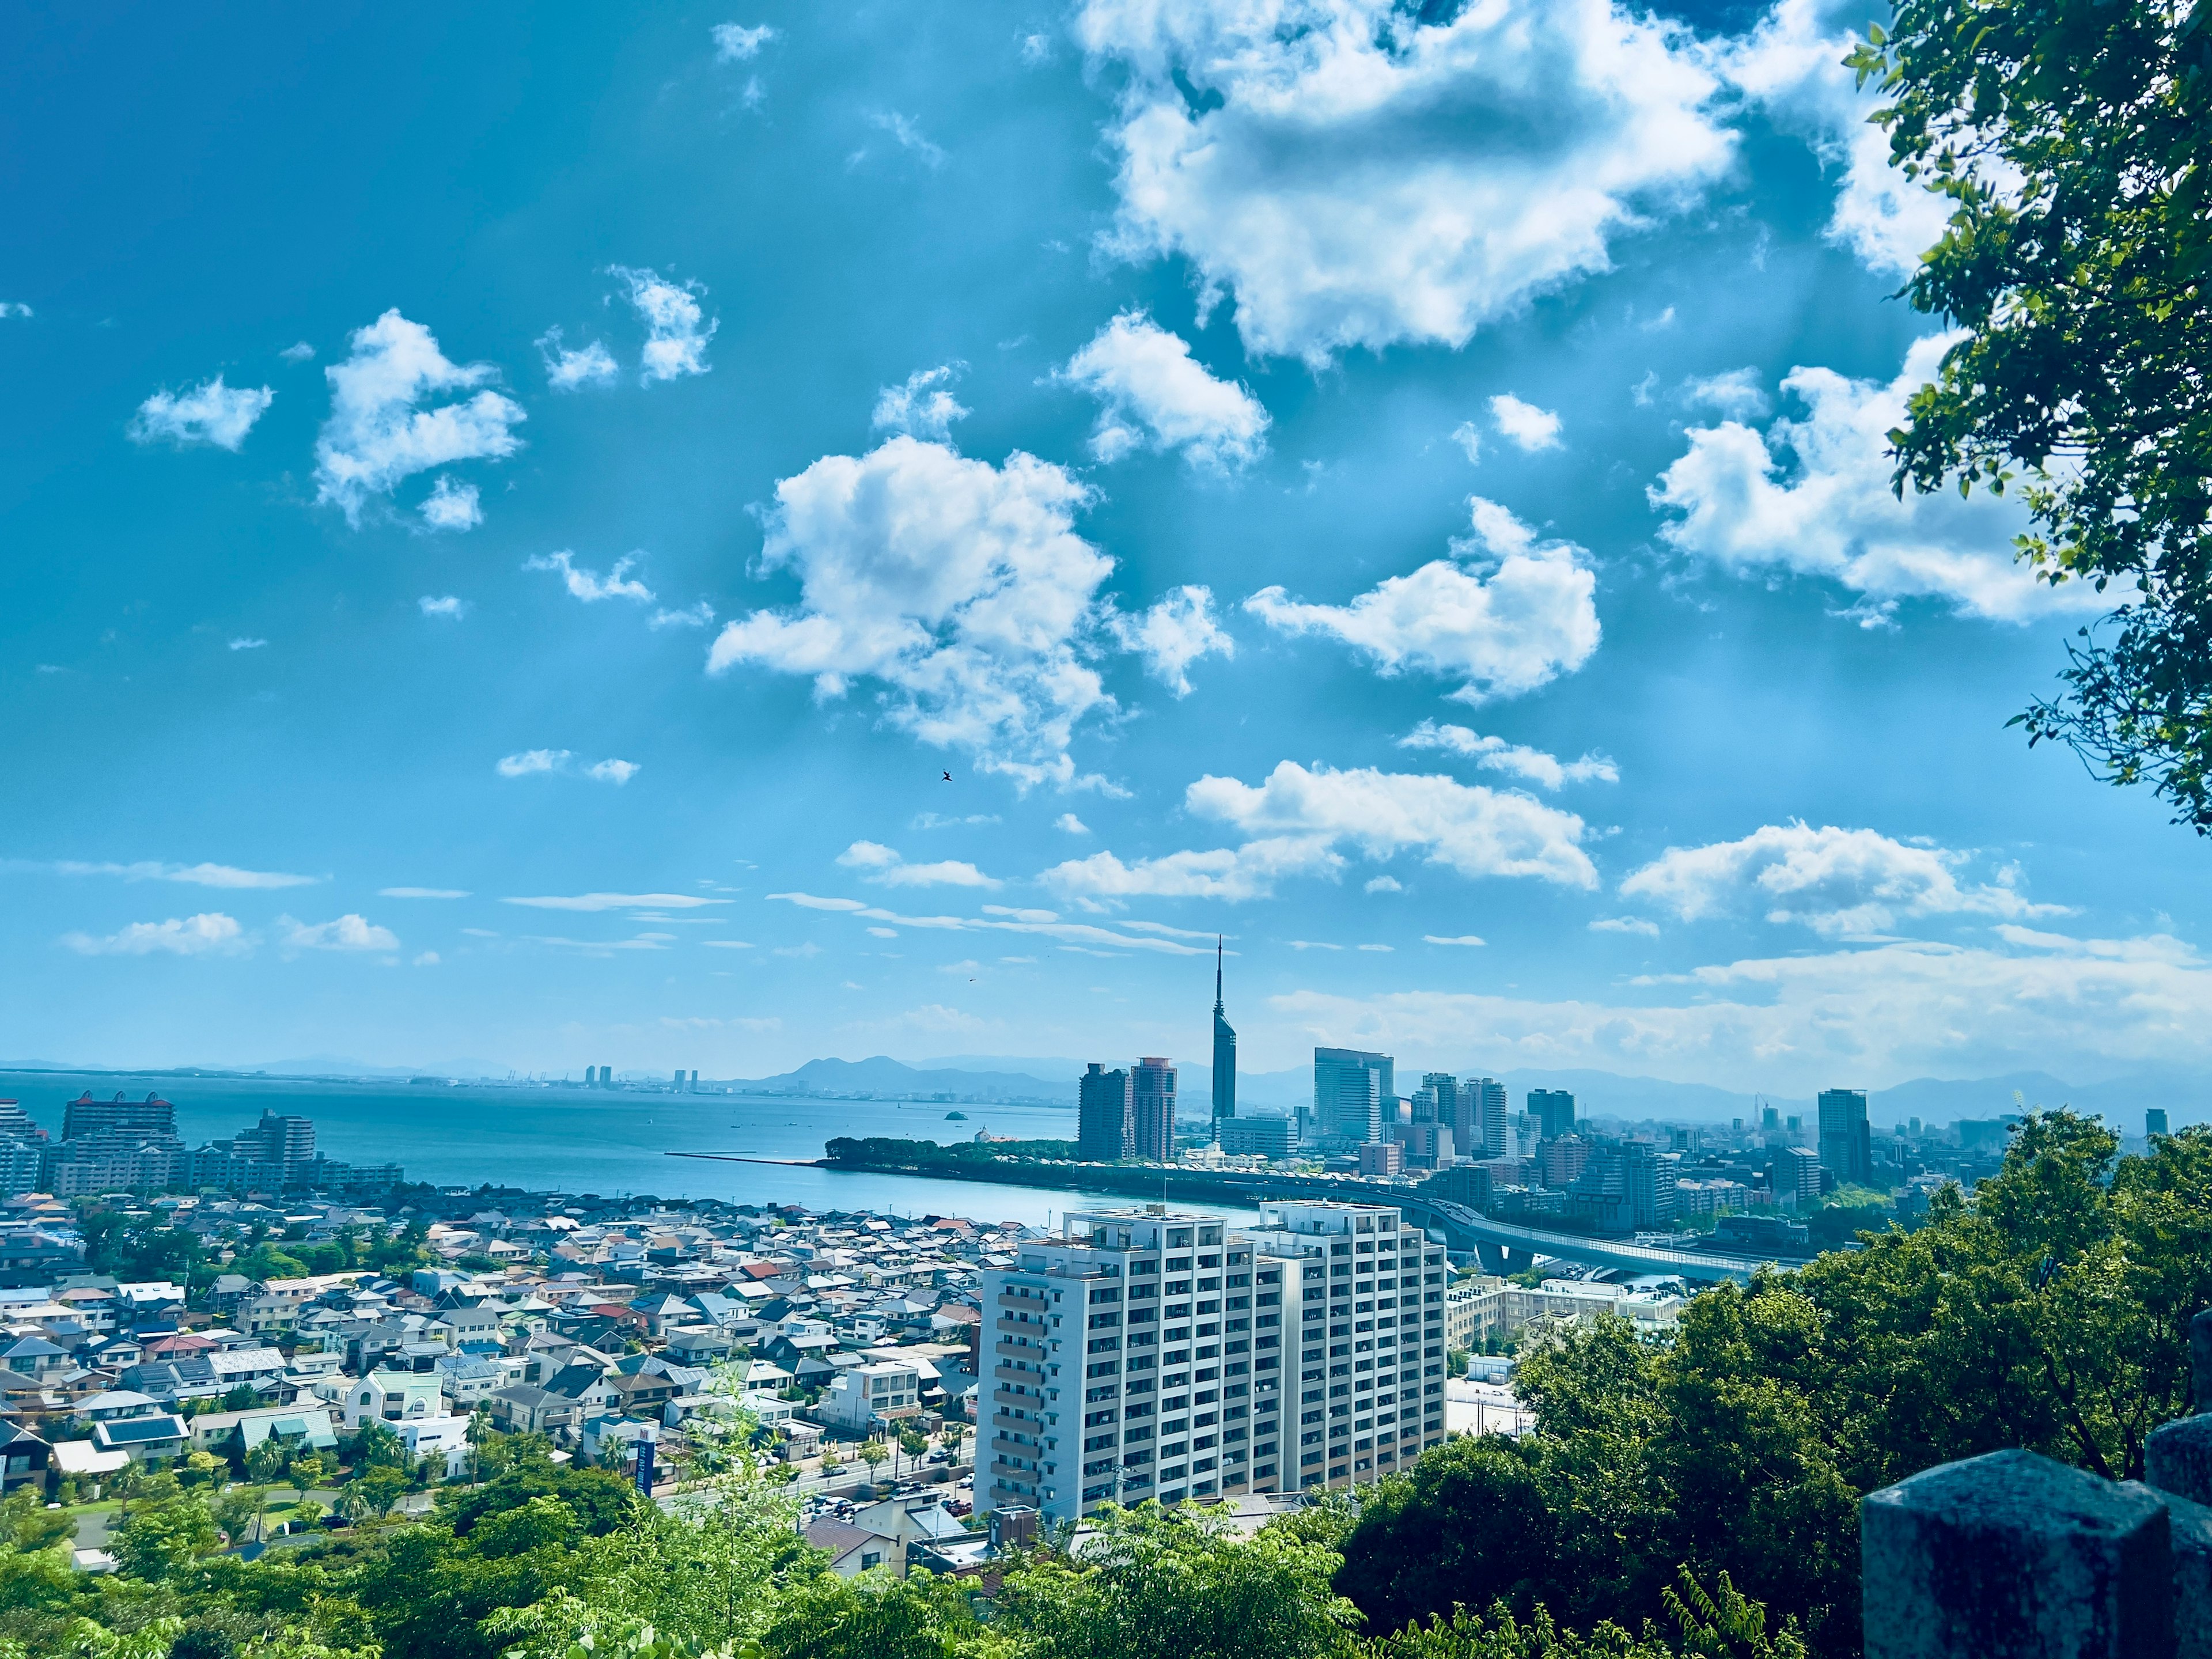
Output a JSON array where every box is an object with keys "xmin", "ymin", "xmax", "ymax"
[{"xmin": 1395, "ymin": 1194, "xmax": 1793, "ymax": 1282}]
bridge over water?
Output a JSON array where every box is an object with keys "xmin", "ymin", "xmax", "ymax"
[{"xmin": 1394, "ymin": 1194, "xmax": 1793, "ymax": 1282}]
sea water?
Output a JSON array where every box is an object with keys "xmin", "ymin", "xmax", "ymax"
[{"xmin": 0, "ymin": 1071, "xmax": 1256, "ymax": 1226}]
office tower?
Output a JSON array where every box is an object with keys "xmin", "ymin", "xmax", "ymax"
[
  {"xmin": 978, "ymin": 1209, "xmax": 1271, "ymax": 1522},
  {"xmin": 1762, "ymin": 1103, "xmax": 1781, "ymax": 1132},
  {"xmin": 1211, "ymin": 940, "xmax": 1237, "ymax": 1138},
  {"xmin": 600, "ymin": 1064, "xmax": 614, "ymax": 1088},
  {"xmin": 62, "ymin": 1091, "xmax": 178, "ymax": 1142},
  {"xmin": 1078, "ymin": 1064, "xmax": 1134, "ymax": 1162},
  {"xmin": 1779, "ymin": 1144, "xmax": 1823, "ymax": 1204},
  {"xmin": 1474, "ymin": 1078, "xmax": 1506, "ymax": 1157},
  {"xmin": 1418, "ymin": 1073, "xmax": 1455, "ymax": 1133},
  {"xmin": 2148, "ymin": 1108, "xmax": 2171, "ymax": 1137},
  {"xmin": 1131, "ymin": 1058, "xmax": 1177, "ymax": 1161},
  {"xmin": 1240, "ymin": 1200, "xmax": 1450, "ymax": 1493},
  {"xmin": 1315, "ymin": 1048, "xmax": 1392, "ymax": 1143},
  {"xmin": 1625, "ymin": 1145, "xmax": 1680, "ymax": 1228},
  {"xmin": 1817, "ymin": 1089, "xmax": 1872, "ymax": 1187},
  {"xmin": 1528, "ymin": 1088, "xmax": 1575, "ymax": 1140}
]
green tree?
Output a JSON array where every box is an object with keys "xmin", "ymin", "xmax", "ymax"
[
  {"xmin": 246, "ymin": 1439, "xmax": 290, "ymax": 1487},
  {"xmin": 998, "ymin": 1501, "xmax": 1362, "ymax": 1659},
  {"xmin": 757, "ymin": 1569, "xmax": 989, "ymax": 1659},
  {"xmin": 112, "ymin": 1491, "xmax": 219, "ymax": 1579},
  {"xmin": 857, "ymin": 1440, "xmax": 888, "ymax": 1486},
  {"xmin": 1847, "ymin": 0, "xmax": 2212, "ymax": 827},
  {"xmin": 353, "ymin": 1467, "xmax": 410, "ymax": 1519}
]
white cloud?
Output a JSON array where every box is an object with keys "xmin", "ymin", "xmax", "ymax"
[
  {"xmin": 768, "ymin": 891, "xmax": 1214, "ymax": 955},
  {"xmin": 280, "ymin": 914, "xmax": 399, "ymax": 953},
  {"xmin": 1680, "ymin": 367, "xmax": 1770, "ymax": 419},
  {"xmin": 1276, "ymin": 927, "xmax": 2212, "ymax": 1096},
  {"xmin": 128, "ymin": 376, "xmax": 275, "ymax": 451},
  {"xmin": 31, "ymin": 858, "xmax": 317, "ymax": 890},
  {"xmin": 585, "ymin": 759, "xmax": 641, "ymax": 786},
  {"xmin": 1055, "ymin": 312, "xmax": 1270, "ymax": 469},
  {"xmin": 1020, "ymin": 32, "xmax": 1054, "ymax": 64},
  {"xmin": 63, "ymin": 912, "xmax": 249, "ymax": 957},
  {"xmin": 496, "ymin": 749, "xmax": 570, "ymax": 778},
  {"xmin": 1398, "ymin": 719, "xmax": 1616, "ymax": 789},
  {"xmin": 837, "ymin": 840, "xmax": 1000, "ymax": 889},
  {"xmin": 536, "ymin": 327, "xmax": 619, "ymax": 391},
  {"xmin": 1043, "ymin": 759, "xmax": 1596, "ymax": 903},
  {"xmin": 1365, "ymin": 876, "xmax": 1403, "ymax": 894},
  {"xmin": 313, "ymin": 310, "xmax": 525, "ymax": 526},
  {"xmin": 505, "ymin": 892, "xmax": 730, "ymax": 911},
  {"xmin": 413, "ymin": 951, "xmax": 440, "ymax": 967},
  {"xmin": 380, "ymin": 887, "xmax": 469, "ymax": 899},
  {"xmin": 1591, "ymin": 915, "xmax": 1661, "ymax": 937},
  {"xmin": 525, "ymin": 550, "xmax": 655, "ymax": 604},
  {"xmin": 1449, "ymin": 422, "xmax": 1483, "ymax": 464},
  {"xmin": 1109, "ymin": 584, "xmax": 1233, "ymax": 696},
  {"xmin": 1488, "ymin": 394, "xmax": 1561, "ymax": 452},
  {"xmin": 868, "ymin": 111, "xmax": 945, "ymax": 168},
  {"xmin": 1075, "ymin": 0, "xmax": 1734, "ymax": 363},
  {"xmin": 708, "ymin": 436, "xmax": 1115, "ymax": 786},
  {"xmin": 1717, "ymin": 0, "xmax": 1953, "ymax": 278},
  {"xmin": 1, "ymin": 302, "xmax": 34, "ymax": 319},
  {"xmin": 1358, "ymin": 942, "xmax": 1393, "ymax": 952},
  {"xmin": 872, "ymin": 365, "xmax": 969, "ymax": 442},
  {"xmin": 418, "ymin": 475, "xmax": 482, "ymax": 531},
  {"xmin": 612, "ymin": 267, "xmax": 717, "ymax": 383},
  {"xmin": 1425, "ymin": 933, "xmax": 1485, "ymax": 946},
  {"xmin": 1245, "ymin": 496, "xmax": 1599, "ymax": 701},
  {"xmin": 713, "ymin": 22, "xmax": 777, "ymax": 60},
  {"xmin": 279, "ymin": 341, "xmax": 315, "ymax": 362},
  {"xmin": 1056, "ymin": 813, "xmax": 1091, "ymax": 835},
  {"xmin": 1619, "ymin": 821, "xmax": 2067, "ymax": 937},
  {"xmin": 1649, "ymin": 335, "xmax": 2109, "ymax": 624},
  {"xmin": 649, "ymin": 601, "xmax": 715, "ymax": 630},
  {"xmin": 419, "ymin": 594, "xmax": 468, "ymax": 619},
  {"xmin": 228, "ymin": 638, "xmax": 267, "ymax": 652}
]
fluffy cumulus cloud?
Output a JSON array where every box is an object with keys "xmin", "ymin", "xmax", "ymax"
[
  {"xmin": 525, "ymin": 550, "xmax": 654, "ymax": 604},
  {"xmin": 836, "ymin": 840, "xmax": 1000, "ymax": 889},
  {"xmin": 62, "ymin": 912, "xmax": 249, "ymax": 957},
  {"xmin": 708, "ymin": 437, "xmax": 1116, "ymax": 786},
  {"xmin": 279, "ymin": 914, "xmax": 400, "ymax": 953},
  {"xmin": 1245, "ymin": 497, "xmax": 1599, "ymax": 700},
  {"xmin": 313, "ymin": 310, "xmax": 525, "ymax": 526},
  {"xmin": 713, "ymin": 22, "xmax": 777, "ymax": 60},
  {"xmin": 613, "ymin": 266, "xmax": 716, "ymax": 383},
  {"xmin": 1275, "ymin": 927, "xmax": 2212, "ymax": 1096},
  {"xmin": 536, "ymin": 327, "xmax": 619, "ymax": 391},
  {"xmin": 1399, "ymin": 720, "xmax": 1616, "ymax": 789},
  {"xmin": 419, "ymin": 594, "xmax": 467, "ymax": 619},
  {"xmin": 1055, "ymin": 312, "xmax": 1270, "ymax": 469},
  {"xmin": 872, "ymin": 366, "xmax": 969, "ymax": 442},
  {"xmin": 1044, "ymin": 760, "xmax": 1596, "ymax": 903},
  {"xmin": 1619, "ymin": 821, "xmax": 2066, "ymax": 937},
  {"xmin": 128, "ymin": 375, "xmax": 275, "ymax": 450},
  {"xmin": 1717, "ymin": 0, "xmax": 1954, "ymax": 279},
  {"xmin": 1488, "ymin": 394, "xmax": 1561, "ymax": 452},
  {"xmin": 1108, "ymin": 585, "xmax": 1233, "ymax": 696},
  {"xmin": 1649, "ymin": 335, "xmax": 2109, "ymax": 624},
  {"xmin": 418, "ymin": 475, "xmax": 482, "ymax": 531},
  {"xmin": 494, "ymin": 749, "xmax": 638, "ymax": 783},
  {"xmin": 1074, "ymin": 0, "xmax": 1734, "ymax": 362}
]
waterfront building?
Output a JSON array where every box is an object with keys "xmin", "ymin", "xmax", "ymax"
[
  {"xmin": 1077, "ymin": 1065, "xmax": 1134, "ymax": 1163},
  {"xmin": 1529, "ymin": 1088, "xmax": 1576, "ymax": 1139},
  {"xmin": 1210, "ymin": 940, "xmax": 1236, "ymax": 1138},
  {"xmin": 1131, "ymin": 1059, "xmax": 1176, "ymax": 1162},
  {"xmin": 1218, "ymin": 1115, "xmax": 1296, "ymax": 1160},
  {"xmin": 62, "ymin": 1091, "xmax": 177, "ymax": 1142},
  {"xmin": 1817, "ymin": 1089, "xmax": 1872, "ymax": 1187},
  {"xmin": 1314, "ymin": 1048, "xmax": 1392, "ymax": 1145}
]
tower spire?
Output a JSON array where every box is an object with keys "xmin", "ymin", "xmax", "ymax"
[{"xmin": 1214, "ymin": 935, "xmax": 1224, "ymax": 1016}]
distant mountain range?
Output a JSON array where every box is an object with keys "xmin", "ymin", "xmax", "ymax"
[{"xmin": 4, "ymin": 1052, "xmax": 2195, "ymax": 1129}]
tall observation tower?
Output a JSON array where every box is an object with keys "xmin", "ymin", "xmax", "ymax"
[{"xmin": 1211, "ymin": 937, "xmax": 1237, "ymax": 1142}]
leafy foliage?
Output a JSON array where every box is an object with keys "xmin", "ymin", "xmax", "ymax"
[{"xmin": 1848, "ymin": 0, "xmax": 2212, "ymax": 825}]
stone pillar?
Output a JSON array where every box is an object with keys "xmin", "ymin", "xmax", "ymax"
[
  {"xmin": 2146, "ymin": 1311, "xmax": 2212, "ymax": 1507},
  {"xmin": 2124, "ymin": 1487, "xmax": 2212, "ymax": 1659},
  {"xmin": 1862, "ymin": 1448, "xmax": 2173, "ymax": 1659}
]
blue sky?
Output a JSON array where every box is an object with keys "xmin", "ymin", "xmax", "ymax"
[{"xmin": 4, "ymin": 0, "xmax": 2206, "ymax": 1095}]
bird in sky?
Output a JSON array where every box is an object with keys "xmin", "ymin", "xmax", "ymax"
[{"xmin": 941, "ymin": 771, "xmax": 952, "ymax": 782}]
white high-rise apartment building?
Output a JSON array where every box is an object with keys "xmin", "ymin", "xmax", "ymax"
[
  {"xmin": 978, "ymin": 1207, "xmax": 1282, "ymax": 1524},
  {"xmin": 977, "ymin": 1200, "xmax": 1448, "ymax": 1524},
  {"xmin": 1241, "ymin": 1201, "xmax": 1449, "ymax": 1490}
]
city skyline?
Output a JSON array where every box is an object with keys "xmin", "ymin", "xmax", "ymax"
[{"xmin": 9, "ymin": 3, "xmax": 2212, "ymax": 1097}]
